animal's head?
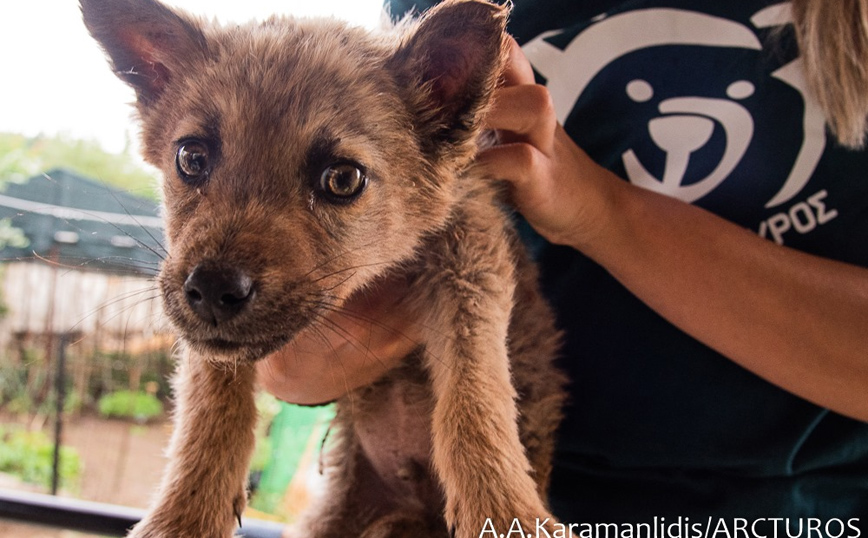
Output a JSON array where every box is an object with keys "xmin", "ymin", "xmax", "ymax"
[{"xmin": 81, "ymin": 0, "xmax": 508, "ymax": 362}]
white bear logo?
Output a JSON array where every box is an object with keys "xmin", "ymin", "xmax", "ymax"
[
  {"xmin": 523, "ymin": 3, "xmax": 826, "ymax": 208},
  {"xmin": 622, "ymin": 79, "xmax": 754, "ymax": 203}
]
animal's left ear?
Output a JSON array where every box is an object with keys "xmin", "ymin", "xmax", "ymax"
[{"xmin": 388, "ymin": 0, "xmax": 509, "ymax": 154}]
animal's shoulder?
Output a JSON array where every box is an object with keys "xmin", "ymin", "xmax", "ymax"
[{"xmin": 409, "ymin": 176, "xmax": 521, "ymax": 285}]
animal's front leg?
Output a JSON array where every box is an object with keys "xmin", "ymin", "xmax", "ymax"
[
  {"xmin": 419, "ymin": 266, "xmax": 555, "ymax": 538},
  {"xmin": 128, "ymin": 350, "xmax": 258, "ymax": 538}
]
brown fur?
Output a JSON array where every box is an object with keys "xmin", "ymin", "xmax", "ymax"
[{"xmin": 80, "ymin": 0, "xmax": 567, "ymax": 536}]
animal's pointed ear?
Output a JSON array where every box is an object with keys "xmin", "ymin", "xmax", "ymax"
[
  {"xmin": 80, "ymin": 0, "xmax": 207, "ymax": 104},
  {"xmin": 388, "ymin": 0, "xmax": 509, "ymax": 151}
]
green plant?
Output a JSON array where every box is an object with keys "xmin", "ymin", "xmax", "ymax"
[
  {"xmin": 97, "ymin": 390, "xmax": 163, "ymax": 422},
  {"xmin": 0, "ymin": 426, "xmax": 82, "ymax": 491},
  {"xmin": 0, "ymin": 356, "xmax": 86, "ymax": 417},
  {"xmin": 0, "ymin": 359, "xmax": 29, "ymax": 409},
  {"xmin": 250, "ymin": 391, "xmax": 280, "ymax": 474}
]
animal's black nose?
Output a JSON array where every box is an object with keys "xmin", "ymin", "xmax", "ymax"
[{"xmin": 183, "ymin": 263, "xmax": 255, "ymax": 325}]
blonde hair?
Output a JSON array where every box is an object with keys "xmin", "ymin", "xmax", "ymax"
[{"xmin": 792, "ymin": 0, "xmax": 868, "ymax": 148}]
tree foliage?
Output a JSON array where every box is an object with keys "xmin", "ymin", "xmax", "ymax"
[{"xmin": 0, "ymin": 132, "xmax": 160, "ymax": 200}]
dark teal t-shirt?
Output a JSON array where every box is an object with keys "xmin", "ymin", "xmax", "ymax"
[{"xmin": 389, "ymin": 0, "xmax": 868, "ymax": 528}]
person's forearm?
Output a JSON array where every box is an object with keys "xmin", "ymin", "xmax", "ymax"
[{"xmin": 576, "ymin": 176, "xmax": 868, "ymax": 422}]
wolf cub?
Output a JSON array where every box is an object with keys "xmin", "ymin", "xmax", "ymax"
[{"xmin": 82, "ymin": 0, "xmax": 566, "ymax": 536}]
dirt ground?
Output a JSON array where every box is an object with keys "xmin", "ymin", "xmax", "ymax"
[
  {"xmin": 0, "ymin": 414, "xmax": 172, "ymax": 537},
  {"xmin": 62, "ymin": 415, "xmax": 171, "ymax": 507}
]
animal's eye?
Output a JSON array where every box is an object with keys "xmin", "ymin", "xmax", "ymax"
[
  {"xmin": 318, "ymin": 162, "xmax": 368, "ymax": 203},
  {"xmin": 176, "ymin": 140, "xmax": 211, "ymax": 183}
]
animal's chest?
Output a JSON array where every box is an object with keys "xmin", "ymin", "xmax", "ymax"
[{"xmin": 349, "ymin": 351, "xmax": 443, "ymax": 510}]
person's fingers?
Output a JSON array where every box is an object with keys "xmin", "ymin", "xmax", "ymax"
[
  {"xmin": 501, "ymin": 35, "xmax": 535, "ymax": 86},
  {"xmin": 486, "ymin": 84, "xmax": 557, "ymax": 155},
  {"xmin": 475, "ymin": 142, "xmax": 558, "ymax": 219},
  {"xmin": 476, "ymin": 142, "xmax": 546, "ymax": 188}
]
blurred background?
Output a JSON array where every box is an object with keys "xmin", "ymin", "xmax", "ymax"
[{"xmin": 0, "ymin": 1, "xmax": 382, "ymax": 536}]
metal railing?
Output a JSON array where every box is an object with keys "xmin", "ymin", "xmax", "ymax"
[{"xmin": 0, "ymin": 488, "xmax": 284, "ymax": 537}]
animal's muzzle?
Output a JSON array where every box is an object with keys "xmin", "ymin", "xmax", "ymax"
[{"xmin": 183, "ymin": 262, "xmax": 255, "ymax": 326}]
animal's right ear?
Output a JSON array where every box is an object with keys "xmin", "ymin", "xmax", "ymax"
[
  {"xmin": 80, "ymin": 0, "xmax": 207, "ymax": 104},
  {"xmin": 387, "ymin": 0, "xmax": 509, "ymax": 156}
]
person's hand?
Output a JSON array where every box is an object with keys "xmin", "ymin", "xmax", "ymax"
[
  {"xmin": 477, "ymin": 37, "xmax": 624, "ymax": 252},
  {"xmin": 257, "ymin": 274, "xmax": 421, "ymax": 405},
  {"xmin": 476, "ymin": 44, "xmax": 868, "ymax": 423}
]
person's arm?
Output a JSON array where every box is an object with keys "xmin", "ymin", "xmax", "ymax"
[{"xmin": 476, "ymin": 39, "xmax": 868, "ymax": 422}]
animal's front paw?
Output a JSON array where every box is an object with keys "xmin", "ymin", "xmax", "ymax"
[
  {"xmin": 233, "ymin": 491, "xmax": 247, "ymax": 528},
  {"xmin": 127, "ymin": 523, "xmax": 237, "ymax": 538},
  {"xmin": 127, "ymin": 486, "xmax": 247, "ymax": 537},
  {"xmin": 126, "ymin": 512, "xmax": 239, "ymax": 538}
]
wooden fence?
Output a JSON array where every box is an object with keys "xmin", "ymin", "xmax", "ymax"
[{"xmin": 0, "ymin": 261, "xmax": 175, "ymax": 410}]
